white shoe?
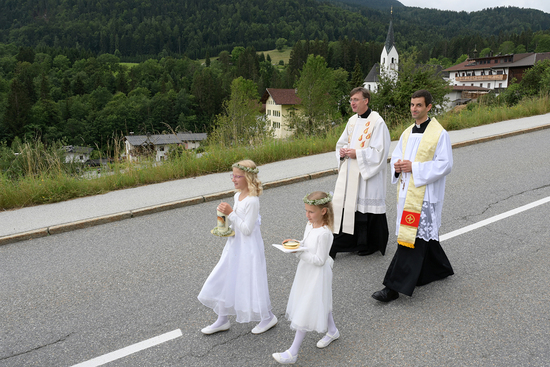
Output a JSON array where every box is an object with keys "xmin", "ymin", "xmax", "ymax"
[
  {"xmin": 272, "ymin": 351, "xmax": 297, "ymax": 364},
  {"xmin": 201, "ymin": 320, "xmax": 230, "ymax": 335},
  {"xmin": 316, "ymin": 330, "xmax": 340, "ymax": 348},
  {"xmin": 251, "ymin": 315, "xmax": 278, "ymax": 334}
]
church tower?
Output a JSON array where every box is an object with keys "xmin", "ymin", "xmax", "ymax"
[
  {"xmin": 380, "ymin": 8, "xmax": 399, "ymax": 75},
  {"xmin": 363, "ymin": 9, "xmax": 399, "ymax": 92}
]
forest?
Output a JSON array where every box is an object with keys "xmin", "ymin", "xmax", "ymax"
[{"xmin": 1, "ymin": 0, "xmax": 550, "ymax": 151}]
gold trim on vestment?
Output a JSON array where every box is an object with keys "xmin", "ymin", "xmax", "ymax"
[{"xmin": 397, "ymin": 118, "xmax": 444, "ymax": 248}]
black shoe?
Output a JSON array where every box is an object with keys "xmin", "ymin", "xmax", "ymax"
[
  {"xmin": 372, "ymin": 287, "xmax": 399, "ymax": 302},
  {"xmin": 357, "ymin": 248, "xmax": 377, "ymax": 256}
]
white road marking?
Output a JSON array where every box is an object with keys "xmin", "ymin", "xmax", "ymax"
[
  {"xmin": 71, "ymin": 329, "xmax": 182, "ymax": 367},
  {"xmin": 440, "ymin": 196, "xmax": 550, "ymax": 242}
]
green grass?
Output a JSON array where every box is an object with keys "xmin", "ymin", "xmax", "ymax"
[
  {"xmin": 262, "ymin": 48, "xmax": 292, "ymax": 66},
  {"xmin": 1, "ymin": 95, "xmax": 549, "ymax": 211},
  {"xmin": 197, "ymin": 47, "xmax": 292, "ymax": 66},
  {"xmin": 120, "ymin": 62, "xmax": 139, "ymax": 68}
]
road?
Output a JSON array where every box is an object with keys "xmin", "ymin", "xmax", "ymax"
[{"xmin": 1, "ymin": 128, "xmax": 550, "ymax": 367}]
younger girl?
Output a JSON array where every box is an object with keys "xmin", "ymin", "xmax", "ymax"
[
  {"xmin": 273, "ymin": 191, "xmax": 339, "ymax": 364},
  {"xmin": 198, "ymin": 160, "xmax": 277, "ymax": 335}
]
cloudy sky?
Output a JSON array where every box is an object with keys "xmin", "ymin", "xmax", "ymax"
[{"xmin": 399, "ymin": 0, "xmax": 550, "ymax": 14}]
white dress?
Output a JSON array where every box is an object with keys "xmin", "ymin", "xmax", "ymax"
[
  {"xmin": 198, "ymin": 193, "xmax": 272, "ymax": 323},
  {"xmin": 285, "ymin": 223, "xmax": 334, "ymax": 333}
]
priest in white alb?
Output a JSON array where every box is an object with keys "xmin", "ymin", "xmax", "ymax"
[
  {"xmin": 330, "ymin": 87, "xmax": 391, "ymax": 259},
  {"xmin": 372, "ymin": 89, "xmax": 454, "ymax": 303}
]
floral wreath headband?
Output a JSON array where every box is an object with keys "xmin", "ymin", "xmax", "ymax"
[
  {"xmin": 232, "ymin": 163, "xmax": 259, "ymax": 174},
  {"xmin": 303, "ymin": 193, "xmax": 333, "ymax": 206}
]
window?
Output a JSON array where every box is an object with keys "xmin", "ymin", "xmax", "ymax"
[
  {"xmin": 499, "ymin": 83, "xmax": 502, "ymax": 88},
  {"xmin": 488, "ymin": 83, "xmax": 491, "ymax": 88},
  {"xmin": 480, "ymin": 83, "xmax": 483, "ymax": 87}
]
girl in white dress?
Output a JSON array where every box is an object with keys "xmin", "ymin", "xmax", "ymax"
[
  {"xmin": 198, "ymin": 160, "xmax": 277, "ymax": 335},
  {"xmin": 273, "ymin": 191, "xmax": 340, "ymax": 364}
]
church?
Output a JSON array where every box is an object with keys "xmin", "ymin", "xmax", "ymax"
[{"xmin": 363, "ymin": 15, "xmax": 398, "ymax": 93}]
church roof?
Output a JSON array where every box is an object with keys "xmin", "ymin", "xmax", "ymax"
[
  {"xmin": 385, "ymin": 19, "xmax": 395, "ymax": 54},
  {"xmin": 364, "ymin": 63, "xmax": 380, "ymax": 83}
]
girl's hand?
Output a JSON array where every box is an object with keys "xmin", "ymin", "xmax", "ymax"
[{"xmin": 217, "ymin": 202, "xmax": 233, "ymax": 215}]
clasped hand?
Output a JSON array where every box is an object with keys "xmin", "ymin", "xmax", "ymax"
[
  {"xmin": 339, "ymin": 148, "xmax": 356, "ymax": 159},
  {"xmin": 394, "ymin": 159, "xmax": 412, "ymax": 173}
]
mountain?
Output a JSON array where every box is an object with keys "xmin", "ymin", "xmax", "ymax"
[
  {"xmin": 323, "ymin": 0, "xmax": 405, "ymax": 10},
  {"xmin": 0, "ymin": 0, "xmax": 548, "ymax": 61}
]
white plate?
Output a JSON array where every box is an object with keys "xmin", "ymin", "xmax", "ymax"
[{"xmin": 272, "ymin": 244, "xmax": 307, "ymax": 253}]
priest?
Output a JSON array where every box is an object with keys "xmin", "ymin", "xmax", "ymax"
[
  {"xmin": 330, "ymin": 87, "xmax": 391, "ymax": 259},
  {"xmin": 372, "ymin": 89, "xmax": 454, "ymax": 302}
]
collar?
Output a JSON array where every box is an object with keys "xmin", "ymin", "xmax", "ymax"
[
  {"xmin": 413, "ymin": 118, "xmax": 431, "ymax": 133},
  {"xmin": 358, "ymin": 108, "xmax": 371, "ymax": 119}
]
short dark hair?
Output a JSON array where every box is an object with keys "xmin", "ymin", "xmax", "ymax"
[
  {"xmin": 411, "ymin": 89, "xmax": 432, "ymax": 106},
  {"xmin": 350, "ymin": 87, "xmax": 371, "ymax": 102}
]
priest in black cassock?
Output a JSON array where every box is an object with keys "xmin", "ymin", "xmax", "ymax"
[
  {"xmin": 372, "ymin": 89, "xmax": 454, "ymax": 302},
  {"xmin": 330, "ymin": 87, "xmax": 391, "ymax": 259}
]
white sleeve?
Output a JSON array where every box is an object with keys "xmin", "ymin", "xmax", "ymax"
[
  {"xmin": 297, "ymin": 229, "xmax": 333, "ymax": 267},
  {"xmin": 228, "ymin": 197, "xmax": 259, "ymax": 236},
  {"xmin": 390, "ymin": 135, "xmax": 404, "ymax": 184},
  {"xmin": 335, "ymin": 121, "xmax": 350, "ymax": 167},
  {"xmin": 412, "ymin": 131, "xmax": 453, "ymax": 187}
]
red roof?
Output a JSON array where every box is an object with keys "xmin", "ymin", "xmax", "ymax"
[{"xmin": 261, "ymin": 88, "xmax": 301, "ymax": 105}]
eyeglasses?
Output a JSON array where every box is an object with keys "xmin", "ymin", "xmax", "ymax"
[
  {"xmin": 349, "ymin": 98, "xmax": 365, "ymax": 103},
  {"xmin": 230, "ymin": 174, "xmax": 244, "ymax": 180}
]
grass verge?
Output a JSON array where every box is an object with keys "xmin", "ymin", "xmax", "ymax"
[{"xmin": 1, "ymin": 95, "xmax": 549, "ymax": 211}]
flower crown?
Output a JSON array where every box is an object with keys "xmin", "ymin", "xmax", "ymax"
[
  {"xmin": 303, "ymin": 193, "xmax": 333, "ymax": 206},
  {"xmin": 232, "ymin": 163, "xmax": 259, "ymax": 174}
]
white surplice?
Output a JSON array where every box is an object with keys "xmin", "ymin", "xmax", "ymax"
[
  {"xmin": 335, "ymin": 111, "xmax": 391, "ymax": 215},
  {"xmin": 390, "ymin": 129, "xmax": 453, "ymax": 241}
]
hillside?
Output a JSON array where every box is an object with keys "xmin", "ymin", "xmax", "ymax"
[{"xmin": 0, "ymin": 0, "xmax": 549, "ymax": 61}]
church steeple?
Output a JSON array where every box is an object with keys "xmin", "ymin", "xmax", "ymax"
[{"xmin": 385, "ymin": 8, "xmax": 395, "ymax": 54}]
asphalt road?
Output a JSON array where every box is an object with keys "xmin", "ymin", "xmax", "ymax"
[{"xmin": 1, "ymin": 128, "xmax": 550, "ymax": 367}]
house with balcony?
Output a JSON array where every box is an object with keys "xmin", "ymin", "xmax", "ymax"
[
  {"xmin": 444, "ymin": 52, "xmax": 550, "ymax": 92},
  {"xmin": 260, "ymin": 88, "xmax": 302, "ymax": 139},
  {"xmin": 124, "ymin": 132, "xmax": 207, "ymax": 161}
]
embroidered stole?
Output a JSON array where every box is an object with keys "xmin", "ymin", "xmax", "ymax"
[
  {"xmin": 397, "ymin": 118, "xmax": 444, "ymax": 248},
  {"xmin": 333, "ymin": 111, "xmax": 381, "ymax": 234}
]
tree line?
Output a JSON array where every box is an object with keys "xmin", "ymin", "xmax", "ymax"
[
  {"xmin": 0, "ymin": 38, "xmax": 386, "ymax": 149},
  {"xmin": 1, "ymin": 0, "xmax": 549, "ymax": 62}
]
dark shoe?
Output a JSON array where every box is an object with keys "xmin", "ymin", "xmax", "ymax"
[
  {"xmin": 357, "ymin": 248, "xmax": 377, "ymax": 256},
  {"xmin": 372, "ymin": 287, "xmax": 399, "ymax": 302}
]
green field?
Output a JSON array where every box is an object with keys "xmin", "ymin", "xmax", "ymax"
[{"xmin": 197, "ymin": 47, "xmax": 292, "ymax": 66}]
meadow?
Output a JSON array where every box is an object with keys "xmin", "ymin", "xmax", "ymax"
[{"xmin": 1, "ymin": 94, "xmax": 548, "ymax": 211}]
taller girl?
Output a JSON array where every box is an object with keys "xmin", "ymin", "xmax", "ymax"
[{"xmin": 198, "ymin": 160, "xmax": 277, "ymax": 335}]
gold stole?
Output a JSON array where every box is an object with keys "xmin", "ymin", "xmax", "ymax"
[
  {"xmin": 333, "ymin": 111, "xmax": 381, "ymax": 234},
  {"xmin": 397, "ymin": 118, "xmax": 444, "ymax": 248}
]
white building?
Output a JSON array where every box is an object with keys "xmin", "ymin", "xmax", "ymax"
[
  {"xmin": 260, "ymin": 88, "xmax": 302, "ymax": 139},
  {"xmin": 63, "ymin": 146, "xmax": 93, "ymax": 163},
  {"xmin": 444, "ymin": 52, "xmax": 550, "ymax": 91},
  {"xmin": 364, "ymin": 17, "xmax": 398, "ymax": 92},
  {"xmin": 124, "ymin": 133, "xmax": 207, "ymax": 161}
]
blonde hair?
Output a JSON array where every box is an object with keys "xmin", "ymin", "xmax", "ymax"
[
  {"xmin": 235, "ymin": 160, "xmax": 262, "ymax": 196},
  {"xmin": 305, "ymin": 191, "xmax": 334, "ymax": 230}
]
